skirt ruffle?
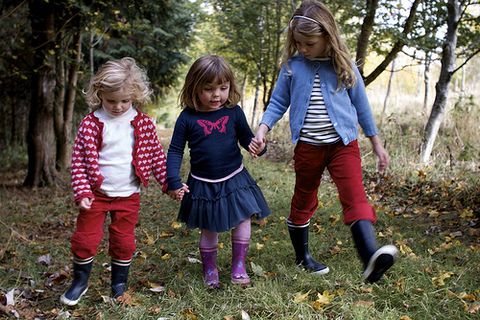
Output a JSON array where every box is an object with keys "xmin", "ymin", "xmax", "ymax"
[{"xmin": 178, "ymin": 168, "xmax": 270, "ymax": 233}]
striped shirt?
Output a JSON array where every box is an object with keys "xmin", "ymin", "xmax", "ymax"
[{"xmin": 299, "ymin": 74, "xmax": 341, "ymax": 145}]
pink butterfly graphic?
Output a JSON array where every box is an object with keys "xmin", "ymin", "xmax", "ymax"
[{"xmin": 197, "ymin": 116, "xmax": 229, "ymax": 136}]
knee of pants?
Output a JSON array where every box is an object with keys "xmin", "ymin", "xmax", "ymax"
[
  {"xmin": 109, "ymin": 234, "xmax": 136, "ymax": 260},
  {"xmin": 71, "ymin": 231, "xmax": 103, "ymax": 259},
  {"xmin": 288, "ymin": 202, "xmax": 317, "ymax": 225},
  {"xmin": 342, "ymin": 203, "xmax": 377, "ymax": 225}
]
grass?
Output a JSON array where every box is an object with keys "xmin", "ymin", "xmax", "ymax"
[{"xmin": 0, "ymin": 100, "xmax": 479, "ymax": 319}]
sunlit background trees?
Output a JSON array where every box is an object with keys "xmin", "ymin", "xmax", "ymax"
[{"xmin": 1, "ymin": 0, "xmax": 479, "ymax": 186}]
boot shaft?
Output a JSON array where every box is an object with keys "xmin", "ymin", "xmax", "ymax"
[
  {"xmin": 111, "ymin": 259, "xmax": 131, "ymax": 298},
  {"xmin": 350, "ymin": 220, "xmax": 377, "ymax": 267},
  {"xmin": 72, "ymin": 257, "xmax": 94, "ymax": 282}
]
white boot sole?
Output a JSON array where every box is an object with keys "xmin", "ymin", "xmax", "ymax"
[
  {"xmin": 60, "ymin": 287, "xmax": 88, "ymax": 306},
  {"xmin": 362, "ymin": 245, "xmax": 398, "ymax": 280}
]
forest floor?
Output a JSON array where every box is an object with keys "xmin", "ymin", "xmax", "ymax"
[{"xmin": 0, "ymin": 139, "xmax": 479, "ymax": 319}]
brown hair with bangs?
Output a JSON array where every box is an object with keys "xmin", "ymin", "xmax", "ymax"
[{"xmin": 179, "ymin": 55, "xmax": 242, "ymax": 111}]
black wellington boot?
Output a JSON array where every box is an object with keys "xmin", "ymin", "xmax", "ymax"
[
  {"xmin": 287, "ymin": 219, "xmax": 329, "ymax": 274},
  {"xmin": 111, "ymin": 259, "xmax": 131, "ymax": 298},
  {"xmin": 60, "ymin": 257, "xmax": 94, "ymax": 306},
  {"xmin": 350, "ymin": 220, "xmax": 398, "ymax": 283}
]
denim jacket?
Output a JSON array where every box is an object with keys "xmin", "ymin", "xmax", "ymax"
[{"xmin": 260, "ymin": 55, "xmax": 378, "ymax": 145}]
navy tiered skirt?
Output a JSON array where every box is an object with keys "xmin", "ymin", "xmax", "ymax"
[{"xmin": 178, "ymin": 168, "xmax": 271, "ymax": 233}]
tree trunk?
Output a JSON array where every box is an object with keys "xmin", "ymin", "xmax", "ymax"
[
  {"xmin": 380, "ymin": 59, "xmax": 395, "ymax": 127},
  {"xmin": 423, "ymin": 53, "xmax": 431, "ymax": 122},
  {"xmin": 24, "ymin": 0, "xmax": 59, "ymax": 186},
  {"xmin": 55, "ymin": 30, "xmax": 82, "ymax": 171},
  {"xmin": 355, "ymin": 0, "xmax": 380, "ymax": 77},
  {"xmin": 420, "ymin": 0, "xmax": 462, "ymax": 163}
]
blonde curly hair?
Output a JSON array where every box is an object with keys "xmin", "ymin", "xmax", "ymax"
[{"xmin": 84, "ymin": 57, "xmax": 153, "ymax": 110}]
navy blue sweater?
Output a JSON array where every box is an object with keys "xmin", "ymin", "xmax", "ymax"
[{"xmin": 166, "ymin": 105, "xmax": 263, "ymax": 191}]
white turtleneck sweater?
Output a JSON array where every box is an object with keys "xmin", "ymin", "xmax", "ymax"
[{"xmin": 94, "ymin": 106, "xmax": 141, "ymax": 197}]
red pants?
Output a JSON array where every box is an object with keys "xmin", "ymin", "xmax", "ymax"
[
  {"xmin": 289, "ymin": 140, "xmax": 376, "ymax": 225},
  {"xmin": 70, "ymin": 192, "xmax": 140, "ymax": 260}
]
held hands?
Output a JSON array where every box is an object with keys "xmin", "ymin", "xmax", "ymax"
[
  {"xmin": 249, "ymin": 124, "xmax": 269, "ymax": 158},
  {"xmin": 248, "ymin": 137, "xmax": 266, "ymax": 158},
  {"xmin": 167, "ymin": 183, "xmax": 190, "ymax": 202}
]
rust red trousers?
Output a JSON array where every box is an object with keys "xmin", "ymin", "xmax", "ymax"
[
  {"xmin": 70, "ymin": 192, "xmax": 140, "ymax": 260},
  {"xmin": 289, "ymin": 140, "xmax": 376, "ymax": 225}
]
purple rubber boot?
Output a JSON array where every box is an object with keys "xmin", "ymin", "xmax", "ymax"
[
  {"xmin": 200, "ymin": 246, "xmax": 219, "ymax": 288},
  {"xmin": 231, "ymin": 238, "xmax": 250, "ymax": 284}
]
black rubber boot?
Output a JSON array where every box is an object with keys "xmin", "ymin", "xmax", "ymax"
[
  {"xmin": 111, "ymin": 259, "xmax": 131, "ymax": 298},
  {"xmin": 350, "ymin": 220, "xmax": 397, "ymax": 283},
  {"xmin": 287, "ymin": 219, "xmax": 329, "ymax": 274},
  {"xmin": 60, "ymin": 257, "xmax": 94, "ymax": 306}
]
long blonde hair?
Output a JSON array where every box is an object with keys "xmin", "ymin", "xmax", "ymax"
[
  {"xmin": 179, "ymin": 55, "xmax": 241, "ymax": 111},
  {"xmin": 282, "ymin": 1, "xmax": 356, "ymax": 90},
  {"xmin": 84, "ymin": 57, "xmax": 153, "ymax": 110}
]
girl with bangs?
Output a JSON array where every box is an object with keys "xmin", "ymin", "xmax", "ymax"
[{"xmin": 165, "ymin": 55, "xmax": 270, "ymax": 287}]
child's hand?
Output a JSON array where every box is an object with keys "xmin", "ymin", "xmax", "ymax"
[
  {"xmin": 78, "ymin": 197, "xmax": 94, "ymax": 211},
  {"xmin": 177, "ymin": 183, "xmax": 190, "ymax": 201},
  {"xmin": 168, "ymin": 184, "xmax": 190, "ymax": 202},
  {"xmin": 249, "ymin": 137, "xmax": 266, "ymax": 158},
  {"xmin": 369, "ymin": 135, "xmax": 390, "ymax": 171}
]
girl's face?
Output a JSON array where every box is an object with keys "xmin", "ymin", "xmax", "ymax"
[
  {"xmin": 293, "ymin": 32, "xmax": 328, "ymax": 60},
  {"xmin": 98, "ymin": 88, "xmax": 133, "ymax": 117},
  {"xmin": 197, "ymin": 78, "xmax": 230, "ymax": 111}
]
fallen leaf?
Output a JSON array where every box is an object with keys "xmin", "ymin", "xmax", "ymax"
[
  {"xmin": 178, "ymin": 308, "xmax": 198, "ymax": 319},
  {"xmin": 467, "ymin": 229, "xmax": 480, "ymax": 237},
  {"xmin": 188, "ymin": 257, "xmax": 202, "ymax": 264},
  {"xmin": 359, "ymin": 286, "xmax": 373, "ymax": 293},
  {"xmin": 400, "ymin": 244, "xmax": 412, "ymax": 254},
  {"xmin": 354, "ymin": 301, "xmax": 374, "ymax": 308},
  {"xmin": 161, "ymin": 253, "xmax": 171, "ymax": 260},
  {"xmin": 294, "ymin": 290, "xmax": 311, "ymax": 303},
  {"xmin": 250, "ymin": 262, "xmax": 265, "ymax": 276},
  {"xmin": 149, "ymin": 306, "xmax": 162, "ymax": 314},
  {"xmin": 467, "ymin": 304, "xmax": 480, "ymax": 314},
  {"xmin": 171, "ymin": 222, "xmax": 182, "ymax": 229},
  {"xmin": 36, "ymin": 254, "xmax": 51, "ymax": 265},
  {"xmin": 256, "ymin": 218, "xmax": 267, "ymax": 226},
  {"xmin": 5, "ymin": 289, "xmax": 14, "ymax": 306},
  {"xmin": 116, "ymin": 292, "xmax": 139, "ymax": 307},
  {"xmin": 101, "ymin": 295, "xmax": 115, "ymax": 306},
  {"xmin": 315, "ymin": 290, "xmax": 334, "ymax": 306},
  {"xmin": 240, "ymin": 309, "xmax": 250, "ymax": 320},
  {"xmin": 149, "ymin": 286, "xmax": 166, "ymax": 293},
  {"xmin": 432, "ymin": 271, "xmax": 454, "ymax": 288},
  {"xmin": 329, "ymin": 245, "xmax": 341, "ymax": 255},
  {"xmin": 256, "ymin": 243, "xmax": 264, "ymax": 250},
  {"xmin": 143, "ymin": 230, "xmax": 155, "ymax": 245}
]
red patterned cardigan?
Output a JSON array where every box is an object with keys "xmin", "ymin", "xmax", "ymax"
[{"xmin": 71, "ymin": 109, "xmax": 167, "ymax": 203}]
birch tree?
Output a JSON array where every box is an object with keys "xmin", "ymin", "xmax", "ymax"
[{"xmin": 421, "ymin": 0, "xmax": 464, "ymax": 163}]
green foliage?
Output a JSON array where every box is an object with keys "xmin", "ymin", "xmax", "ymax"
[
  {"xmin": 205, "ymin": 0, "xmax": 293, "ymax": 107},
  {"xmin": 83, "ymin": 0, "xmax": 198, "ymax": 90}
]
